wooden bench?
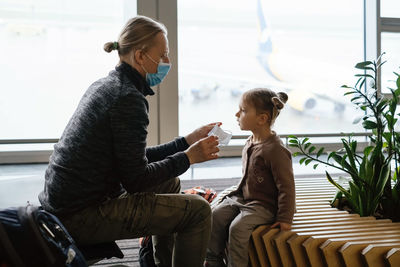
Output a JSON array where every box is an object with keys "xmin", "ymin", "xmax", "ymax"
[
  {"xmin": 387, "ymin": 247, "xmax": 400, "ymax": 266},
  {"xmin": 362, "ymin": 243, "xmax": 400, "ymax": 267},
  {"xmin": 273, "ymin": 218, "xmax": 387, "ymax": 267},
  {"xmin": 338, "ymin": 239, "xmax": 400, "ymax": 267},
  {"xmin": 248, "ymin": 176, "xmax": 400, "ymax": 267}
]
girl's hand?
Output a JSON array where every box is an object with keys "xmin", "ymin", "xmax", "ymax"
[
  {"xmin": 184, "ymin": 122, "xmax": 222, "ymax": 146},
  {"xmin": 271, "ymin": 222, "xmax": 292, "ymax": 231},
  {"xmin": 184, "ymin": 135, "xmax": 219, "ymax": 164}
]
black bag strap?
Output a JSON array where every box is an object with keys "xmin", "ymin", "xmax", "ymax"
[
  {"xmin": 18, "ymin": 205, "xmax": 58, "ymax": 265},
  {"xmin": 0, "ymin": 221, "xmax": 25, "ymax": 267}
]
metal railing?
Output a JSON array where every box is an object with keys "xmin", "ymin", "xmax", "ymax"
[
  {"xmin": 0, "ymin": 132, "xmax": 373, "ymax": 145},
  {"xmin": 0, "ymin": 132, "xmax": 373, "ymax": 164},
  {"xmin": 0, "ymin": 139, "xmax": 59, "ymax": 144}
]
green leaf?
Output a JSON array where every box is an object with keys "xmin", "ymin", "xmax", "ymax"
[
  {"xmin": 376, "ymin": 52, "xmax": 386, "ymax": 65},
  {"xmin": 397, "ymin": 75, "xmax": 400, "ymax": 89},
  {"xmin": 355, "ymin": 77, "xmax": 364, "ymax": 88},
  {"xmin": 394, "ymin": 87, "xmax": 400, "ymax": 98},
  {"xmin": 377, "ymin": 60, "xmax": 387, "ymax": 69},
  {"xmin": 317, "ymin": 147, "xmax": 324, "ymax": 158},
  {"xmin": 389, "ymin": 98, "xmax": 397, "ymax": 115},
  {"xmin": 328, "ymin": 151, "xmax": 336, "ymax": 161},
  {"xmin": 313, "ymin": 164, "xmax": 319, "ymax": 169},
  {"xmin": 351, "ymin": 96, "xmax": 362, "ymax": 102},
  {"xmin": 375, "ymin": 158, "xmax": 392, "ymax": 197},
  {"xmin": 308, "ymin": 146, "xmax": 316, "ymax": 154},
  {"xmin": 288, "ymin": 139, "xmax": 299, "ymax": 144},
  {"xmin": 355, "ymin": 61, "xmax": 373, "ymax": 70},
  {"xmin": 363, "ymin": 120, "xmax": 378, "ymax": 129},
  {"xmin": 288, "ymin": 144, "xmax": 298, "ymax": 148},
  {"xmin": 292, "ymin": 152, "xmax": 301, "ymax": 157},
  {"xmin": 359, "ymin": 78, "xmax": 366, "ymax": 89},
  {"xmin": 376, "ymin": 98, "xmax": 388, "ymax": 112},
  {"xmin": 355, "ymin": 73, "xmax": 375, "ymax": 79},
  {"xmin": 351, "ymin": 140, "xmax": 357, "ymax": 155},
  {"xmin": 305, "ymin": 159, "xmax": 313, "ymax": 166},
  {"xmin": 344, "ymin": 91, "xmax": 355, "ymax": 96},
  {"xmin": 304, "ymin": 143, "xmax": 312, "ymax": 150},
  {"xmin": 331, "ymin": 153, "xmax": 343, "ymax": 165},
  {"xmin": 326, "ymin": 171, "xmax": 352, "ymax": 200},
  {"xmin": 301, "ymin": 138, "xmax": 310, "ymax": 145},
  {"xmin": 348, "ymin": 181, "xmax": 361, "ymax": 211},
  {"xmin": 299, "ymin": 157, "xmax": 307, "ymax": 165},
  {"xmin": 342, "ymin": 139, "xmax": 357, "ymax": 170}
]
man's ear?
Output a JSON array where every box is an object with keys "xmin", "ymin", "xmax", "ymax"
[{"xmin": 134, "ymin": 49, "xmax": 145, "ymax": 65}]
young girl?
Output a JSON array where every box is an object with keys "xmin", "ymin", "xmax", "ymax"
[{"xmin": 205, "ymin": 88, "xmax": 296, "ymax": 267}]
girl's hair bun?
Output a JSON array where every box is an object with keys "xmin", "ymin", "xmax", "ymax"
[
  {"xmin": 271, "ymin": 97, "xmax": 284, "ymax": 110},
  {"xmin": 277, "ymin": 92, "xmax": 288, "ymax": 104}
]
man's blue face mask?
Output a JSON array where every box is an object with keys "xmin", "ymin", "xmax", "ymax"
[{"xmin": 143, "ymin": 53, "xmax": 171, "ymax": 87}]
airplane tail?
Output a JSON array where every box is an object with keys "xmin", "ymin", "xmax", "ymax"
[{"xmin": 256, "ymin": 0, "xmax": 282, "ymax": 81}]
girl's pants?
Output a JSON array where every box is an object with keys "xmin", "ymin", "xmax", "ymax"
[
  {"xmin": 206, "ymin": 194, "xmax": 275, "ymax": 267},
  {"xmin": 60, "ymin": 177, "xmax": 211, "ymax": 267}
]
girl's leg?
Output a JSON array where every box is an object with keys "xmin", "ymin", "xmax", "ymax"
[
  {"xmin": 205, "ymin": 197, "xmax": 240, "ymax": 267},
  {"xmin": 227, "ymin": 204, "xmax": 275, "ymax": 267}
]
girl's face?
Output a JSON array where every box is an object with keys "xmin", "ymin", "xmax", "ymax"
[{"xmin": 235, "ymin": 97, "xmax": 259, "ymax": 131}]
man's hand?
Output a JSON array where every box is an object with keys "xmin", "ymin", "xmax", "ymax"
[
  {"xmin": 184, "ymin": 135, "xmax": 219, "ymax": 164},
  {"xmin": 185, "ymin": 122, "xmax": 222, "ymax": 146},
  {"xmin": 271, "ymin": 222, "xmax": 292, "ymax": 231}
]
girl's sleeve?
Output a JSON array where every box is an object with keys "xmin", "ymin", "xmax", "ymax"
[
  {"xmin": 110, "ymin": 93, "xmax": 190, "ymax": 192},
  {"xmin": 270, "ymin": 146, "xmax": 296, "ymax": 224}
]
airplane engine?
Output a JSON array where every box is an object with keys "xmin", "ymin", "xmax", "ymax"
[{"xmin": 287, "ymin": 90, "xmax": 316, "ymax": 112}]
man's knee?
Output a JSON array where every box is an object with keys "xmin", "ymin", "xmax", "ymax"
[{"xmin": 189, "ymin": 194, "xmax": 212, "ymax": 222}]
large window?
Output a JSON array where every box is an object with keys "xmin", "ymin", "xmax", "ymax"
[
  {"xmin": 1, "ymin": 0, "xmax": 400, "ymax": 161},
  {"xmin": 178, "ymin": 0, "xmax": 364, "ymax": 137},
  {"xmin": 380, "ymin": 0, "xmax": 400, "ymax": 18},
  {"xmin": 381, "ymin": 32, "xmax": 400, "ymax": 93},
  {"xmin": 0, "ymin": 0, "xmax": 136, "ymax": 139},
  {"xmin": 379, "ymin": 0, "xmax": 400, "ymax": 94}
]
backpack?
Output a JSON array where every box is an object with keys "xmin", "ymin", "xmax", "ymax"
[{"xmin": 0, "ymin": 204, "xmax": 87, "ymax": 267}]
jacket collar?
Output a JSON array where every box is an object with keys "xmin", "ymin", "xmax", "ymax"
[
  {"xmin": 248, "ymin": 131, "xmax": 278, "ymax": 146},
  {"xmin": 116, "ymin": 61, "xmax": 155, "ymax": 96}
]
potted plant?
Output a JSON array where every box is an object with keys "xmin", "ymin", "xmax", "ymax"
[{"xmin": 288, "ymin": 54, "xmax": 400, "ymax": 220}]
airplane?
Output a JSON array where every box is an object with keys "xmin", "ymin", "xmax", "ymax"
[{"xmin": 184, "ymin": 0, "xmax": 351, "ymax": 117}]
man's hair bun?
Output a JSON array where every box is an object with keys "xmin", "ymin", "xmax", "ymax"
[{"xmin": 103, "ymin": 41, "xmax": 119, "ymax": 53}]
